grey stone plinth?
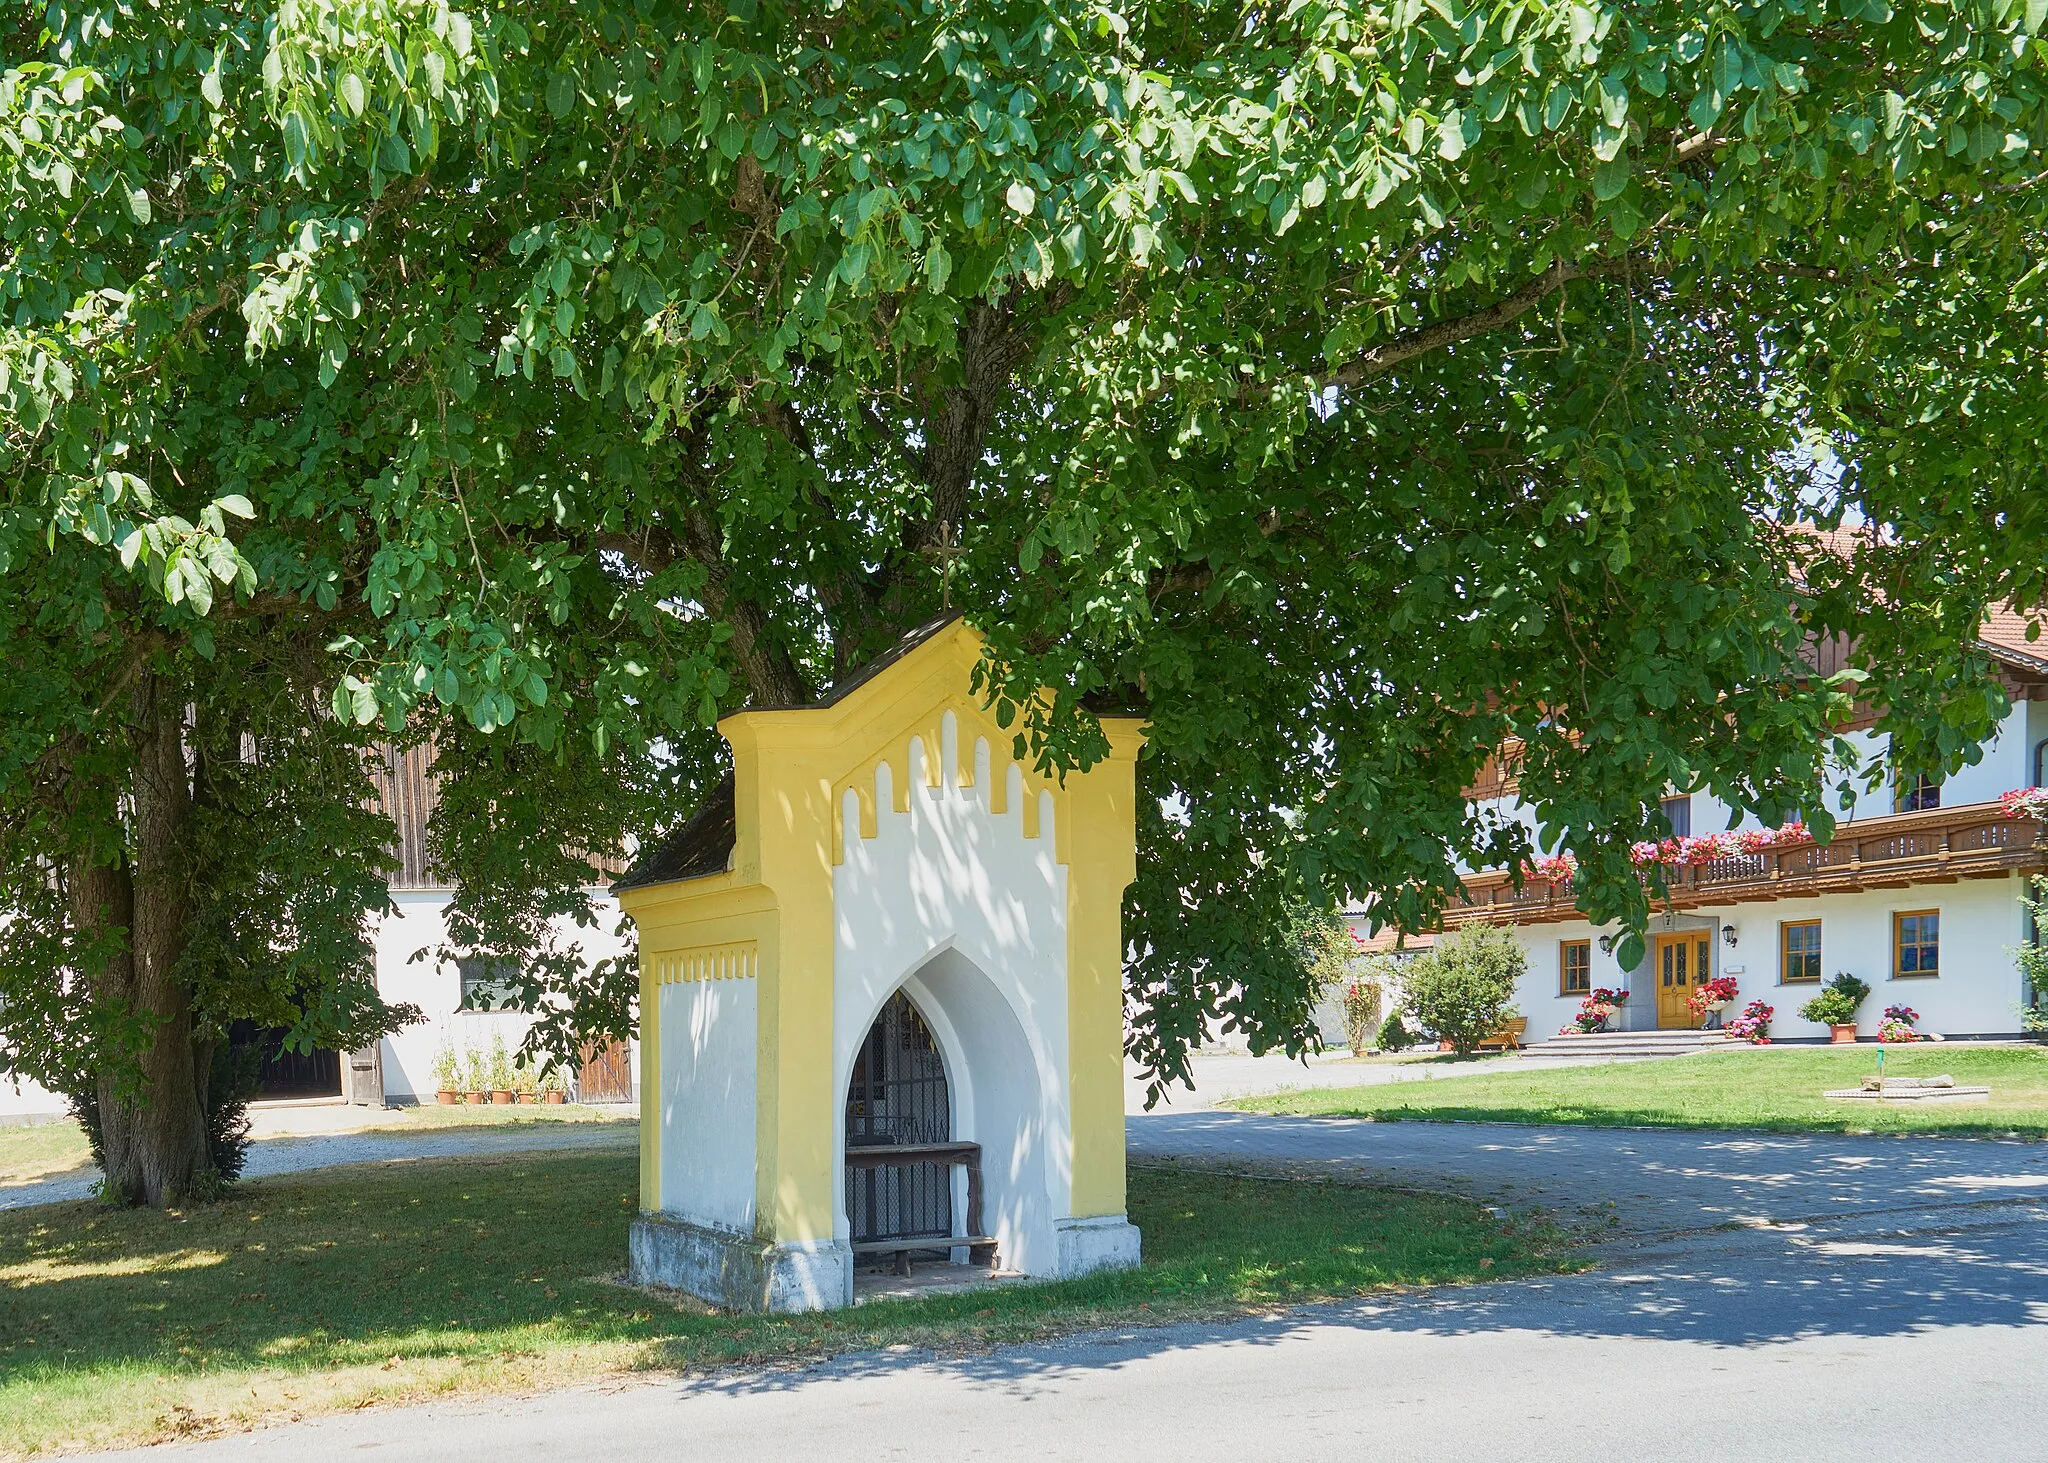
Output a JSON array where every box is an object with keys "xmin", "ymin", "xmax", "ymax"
[
  {"xmin": 630, "ymin": 1214, "xmax": 853, "ymax": 1313},
  {"xmin": 1054, "ymin": 1214, "xmax": 1142, "ymax": 1278}
]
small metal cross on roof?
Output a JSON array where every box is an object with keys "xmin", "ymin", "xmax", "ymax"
[{"xmin": 924, "ymin": 520, "xmax": 966, "ymax": 609}]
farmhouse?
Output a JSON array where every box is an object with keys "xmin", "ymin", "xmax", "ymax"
[{"xmin": 1361, "ymin": 614, "xmax": 2048, "ymax": 1044}]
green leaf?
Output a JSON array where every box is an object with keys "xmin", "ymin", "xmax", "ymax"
[
  {"xmin": 1593, "ymin": 157, "xmax": 1630, "ymax": 200},
  {"xmin": 126, "ymin": 187, "xmax": 151, "ymax": 225},
  {"xmin": 547, "ymin": 72, "xmax": 576, "ymax": 118},
  {"xmin": 339, "ymin": 72, "xmax": 365, "ymax": 118},
  {"xmin": 1005, "ymin": 182, "xmax": 1037, "ymax": 215}
]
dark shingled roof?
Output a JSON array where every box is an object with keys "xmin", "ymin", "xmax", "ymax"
[{"xmin": 614, "ymin": 774, "xmax": 736, "ymax": 891}]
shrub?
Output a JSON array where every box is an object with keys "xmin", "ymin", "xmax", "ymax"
[
  {"xmin": 461, "ymin": 1043, "xmax": 488, "ymax": 1093},
  {"xmin": 1377, "ymin": 1011, "xmax": 1416, "ymax": 1052},
  {"xmin": 2016, "ymin": 877, "xmax": 2048, "ymax": 1033},
  {"xmin": 1799, "ymin": 972, "xmax": 1871, "ymax": 1028},
  {"xmin": 1401, "ymin": 925, "xmax": 1525, "ymax": 1056},
  {"xmin": 67, "ymin": 1040, "xmax": 258, "ymax": 1202},
  {"xmin": 1342, "ymin": 953, "xmax": 1400, "ymax": 1054}
]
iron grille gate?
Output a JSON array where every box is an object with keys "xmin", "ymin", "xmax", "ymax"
[{"xmin": 845, "ymin": 992, "xmax": 953, "ymax": 1252}]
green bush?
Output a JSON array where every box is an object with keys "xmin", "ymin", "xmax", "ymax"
[
  {"xmin": 1799, "ymin": 972, "xmax": 1871, "ymax": 1028},
  {"xmin": 1401, "ymin": 926, "xmax": 1526, "ymax": 1056},
  {"xmin": 1377, "ymin": 1011, "xmax": 1415, "ymax": 1052}
]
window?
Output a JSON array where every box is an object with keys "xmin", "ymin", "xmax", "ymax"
[
  {"xmin": 2035, "ymin": 739, "xmax": 2048, "ymax": 788},
  {"xmin": 1780, "ymin": 921, "xmax": 1823, "ymax": 984},
  {"xmin": 1560, "ymin": 940, "xmax": 1593, "ymax": 996},
  {"xmin": 457, "ymin": 957, "xmax": 519, "ymax": 1011},
  {"xmin": 1659, "ymin": 796, "xmax": 1693, "ymax": 838},
  {"xmin": 1895, "ymin": 771, "xmax": 1940, "ymax": 813},
  {"xmin": 1894, "ymin": 911, "xmax": 1940, "ymax": 979}
]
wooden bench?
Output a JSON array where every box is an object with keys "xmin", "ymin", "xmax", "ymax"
[
  {"xmin": 1476, "ymin": 1016, "xmax": 1529, "ymax": 1052},
  {"xmin": 844, "ymin": 1140, "xmax": 998, "ymax": 1275}
]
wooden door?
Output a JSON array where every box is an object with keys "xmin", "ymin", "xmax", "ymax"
[
  {"xmin": 1654, "ymin": 933, "xmax": 1710, "ymax": 1029},
  {"xmin": 576, "ymin": 1039, "xmax": 633, "ymax": 1103}
]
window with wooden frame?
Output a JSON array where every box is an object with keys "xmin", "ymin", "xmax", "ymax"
[
  {"xmin": 1659, "ymin": 796, "xmax": 1693, "ymax": 837},
  {"xmin": 1895, "ymin": 770, "xmax": 1941, "ymax": 813},
  {"xmin": 1780, "ymin": 921, "xmax": 1823, "ymax": 984},
  {"xmin": 1560, "ymin": 940, "xmax": 1592, "ymax": 996},
  {"xmin": 1893, "ymin": 910, "xmax": 1940, "ymax": 979}
]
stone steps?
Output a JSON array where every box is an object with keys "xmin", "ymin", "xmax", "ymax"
[{"xmin": 1522, "ymin": 1029, "xmax": 1735, "ymax": 1060}]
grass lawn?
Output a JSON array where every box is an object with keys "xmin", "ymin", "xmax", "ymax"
[
  {"xmin": 1235, "ymin": 1045, "xmax": 2048, "ymax": 1138},
  {"xmin": 0, "ymin": 1151, "xmax": 1578, "ymax": 1457},
  {"xmin": 0, "ymin": 1105, "xmax": 633, "ymax": 1191},
  {"xmin": 0, "ymin": 1126, "xmax": 90, "ymax": 1190}
]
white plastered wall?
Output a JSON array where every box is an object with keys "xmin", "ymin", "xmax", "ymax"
[
  {"xmin": 832, "ymin": 712, "xmax": 1072, "ymax": 1276},
  {"xmin": 375, "ymin": 889, "xmax": 633, "ymax": 1101},
  {"xmin": 1503, "ymin": 874, "xmax": 2028, "ymax": 1041},
  {"xmin": 658, "ymin": 973, "xmax": 758, "ymax": 1231}
]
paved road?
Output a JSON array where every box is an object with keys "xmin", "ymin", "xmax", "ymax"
[
  {"xmin": 92, "ymin": 1196, "xmax": 2048, "ymax": 1462},
  {"xmin": 1126, "ymin": 1109, "xmax": 2048, "ymax": 1236}
]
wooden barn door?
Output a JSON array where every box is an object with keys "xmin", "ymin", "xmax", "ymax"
[{"xmin": 576, "ymin": 1039, "xmax": 633, "ymax": 1103}]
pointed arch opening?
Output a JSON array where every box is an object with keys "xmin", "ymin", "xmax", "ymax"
[{"xmin": 844, "ymin": 990, "xmax": 955, "ymax": 1253}]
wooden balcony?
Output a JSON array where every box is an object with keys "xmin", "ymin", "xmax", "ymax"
[{"xmin": 1443, "ymin": 802, "xmax": 2048, "ymax": 928}]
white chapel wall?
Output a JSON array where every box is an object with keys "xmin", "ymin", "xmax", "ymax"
[
  {"xmin": 658, "ymin": 972, "xmax": 758, "ymax": 1232},
  {"xmin": 832, "ymin": 712, "xmax": 1073, "ymax": 1274}
]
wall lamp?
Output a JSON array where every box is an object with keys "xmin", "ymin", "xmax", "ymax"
[
  {"xmin": 1597, "ymin": 933, "xmax": 1618, "ymax": 954},
  {"xmin": 1722, "ymin": 925, "xmax": 1740, "ymax": 949}
]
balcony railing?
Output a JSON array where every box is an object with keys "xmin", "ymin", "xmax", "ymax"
[{"xmin": 1442, "ymin": 802, "xmax": 2048, "ymax": 928}]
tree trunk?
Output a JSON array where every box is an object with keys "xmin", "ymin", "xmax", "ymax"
[{"xmin": 72, "ymin": 682, "xmax": 213, "ymax": 1206}]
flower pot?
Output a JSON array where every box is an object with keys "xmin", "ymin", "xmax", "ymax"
[
  {"xmin": 491, "ymin": 1089, "xmax": 514, "ymax": 1104},
  {"xmin": 516, "ymin": 1092, "xmax": 538, "ymax": 1105},
  {"xmin": 436, "ymin": 1089, "xmax": 460, "ymax": 1105},
  {"xmin": 544, "ymin": 1091, "xmax": 566, "ymax": 1105},
  {"xmin": 466, "ymin": 1091, "xmax": 486, "ymax": 1105},
  {"xmin": 1829, "ymin": 1023, "xmax": 1859, "ymax": 1044},
  {"xmin": 1438, "ymin": 1039, "xmax": 1455, "ymax": 1053}
]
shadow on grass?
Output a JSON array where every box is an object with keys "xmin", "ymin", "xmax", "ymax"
[{"xmin": 0, "ymin": 1151, "xmax": 1566, "ymax": 1404}]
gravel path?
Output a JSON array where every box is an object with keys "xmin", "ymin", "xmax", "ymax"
[{"xmin": 0, "ymin": 1120, "xmax": 637, "ymax": 1212}]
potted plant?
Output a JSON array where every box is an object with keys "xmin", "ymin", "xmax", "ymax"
[
  {"xmin": 1877, "ymin": 1004, "xmax": 1922, "ymax": 1043},
  {"xmin": 540, "ymin": 1066, "xmax": 568, "ymax": 1104},
  {"xmin": 1726, "ymin": 999, "xmax": 1774, "ymax": 1044},
  {"xmin": 1561, "ymin": 987, "xmax": 1630, "ymax": 1035},
  {"xmin": 431, "ymin": 1039, "xmax": 463, "ymax": 1105},
  {"xmin": 1798, "ymin": 972, "xmax": 1871, "ymax": 1043},
  {"xmin": 1688, "ymin": 976, "xmax": 1741, "ymax": 1029},
  {"xmin": 462, "ymin": 1044, "xmax": 488, "ymax": 1104},
  {"xmin": 514, "ymin": 1060, "xmax": 540, "ymax": 1104},
  {"xmin": 487, "ymin": 1031, "xmax": 516, "ymax": 1103}
]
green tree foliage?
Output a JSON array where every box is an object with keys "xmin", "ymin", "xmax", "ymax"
[
  {"xmin": 1400, "ymin": 924, "xmax": 1526, "ymax": 1054},
  {"xmin": 7, "ymin": 0, "xmax": 2048, "ymax": 1186}
]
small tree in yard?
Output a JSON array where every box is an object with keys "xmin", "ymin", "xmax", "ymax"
[{"xmin": 1402, "ymin": 927, "xmax": 1526, "ymax": 1056}]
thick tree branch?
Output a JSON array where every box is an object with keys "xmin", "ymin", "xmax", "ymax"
[
  {"xmin": 593, "ymin": 521, "xmax": 811, "ymax": 708},
  {"xmin": 1323, "ymin": 256, "xmax": 1644, "ymax": 389}
]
